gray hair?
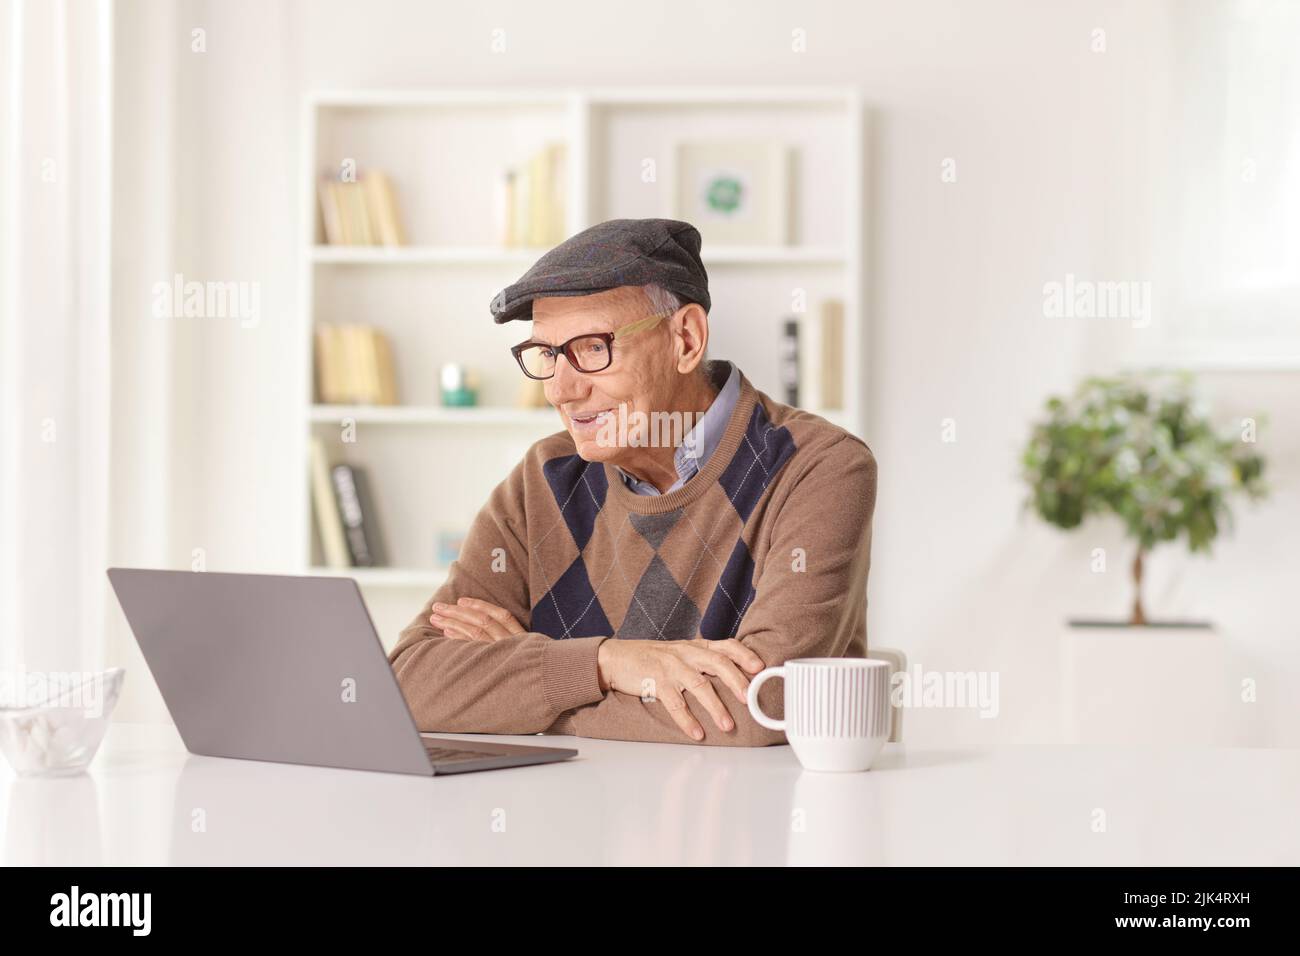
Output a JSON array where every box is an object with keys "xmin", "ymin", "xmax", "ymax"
[
  {"xmin": 642, "ymin": 282, "xmax": 684, "ymax": 317},
  {"xmin": 641, "ymin": 283, "xmax": 710, "ymax": 379}
]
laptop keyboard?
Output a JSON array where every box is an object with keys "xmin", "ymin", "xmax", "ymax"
[{"xmin": 424, "ymin": 744, "xmax": 499, "ymax": 765}]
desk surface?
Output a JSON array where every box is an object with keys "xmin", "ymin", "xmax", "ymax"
[{"xmin": 3, "ymin": 723, "xmax": 1298, "ymax": 866}]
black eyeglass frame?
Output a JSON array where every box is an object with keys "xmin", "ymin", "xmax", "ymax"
[{"xmin": 509, "ymin": 309, "xmax": 676, "ymax": 381}]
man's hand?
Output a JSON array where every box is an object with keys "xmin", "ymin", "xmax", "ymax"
[
  {"xmin": 596, "ymin": 638, "xmax": 766, "ymax": 741},
  {"xmin": 430, "ymin": 597, "xmax": 526, "ymax": 642}
]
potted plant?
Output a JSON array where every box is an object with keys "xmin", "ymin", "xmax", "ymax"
[{"xmin": 1020, "ymin": 373, "xmax": 1267, "ymax": 627}]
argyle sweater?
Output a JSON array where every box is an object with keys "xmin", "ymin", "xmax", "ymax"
[{"xmin": 389, "ymin": 366, "xmax": 878, "ymax": 746}]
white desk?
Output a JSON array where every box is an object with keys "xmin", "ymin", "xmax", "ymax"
[{"xmin": 3, "ymin": 723, "xmax": 1298, "ymax": 866}]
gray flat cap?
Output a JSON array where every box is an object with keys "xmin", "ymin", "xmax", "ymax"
[{"xmin": 489, "ymin": 218, "xmax": 711, "ymax": 323}]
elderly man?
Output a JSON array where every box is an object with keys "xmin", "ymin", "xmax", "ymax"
[{"xmin": 389, "ymin": 218, "xmax": 877, "ymax": 746}]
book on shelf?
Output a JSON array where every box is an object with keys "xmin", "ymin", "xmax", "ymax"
[
  {"xmin": 310, "ymin": 441, "xmax": 390, "ymax": 570},
  {"xmin": 345, "ymin": 180, "xmax": 373, "ymax": 245},
  {"xmin": 330, "ymin": 463, "xmax": 388, "ymax": 568},
  {"xmin": 310, "ymin": 437, "xmax": 350, "ymax": 569},
  {"xmin": 363, "ymin": 171, "xmax": 406, "ymax": 246},
  {"xmin": 798, "ymin": 298, "xmax": 845, "ymax": 411},
  {"xmin": 319, "ymin": 181, "xmax": 344, "ymax": 247},
  {"xmin": 498, "ymin": 142, "xmax": 567, "ymax": 248},
  {"xmin": 314, "ymin": 324, "xmax": 400, "ymax": 405},
  {"xmin": 779, "ymin": 319, "xmax": 799, "ymax": 405},
  {"xmin": 317, "ymin": 169, "xmax": 407, "ymax": 246},
  {"xmin": 820, "ymin": 299, "xmax": 845, "ymax": 409},
  {"xmin": 514, "ymin": 376, "xmax": 550, "ymax": 409}
]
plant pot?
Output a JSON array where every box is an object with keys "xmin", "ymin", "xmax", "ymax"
[{"xmin": 1058, "ymin": 625, "xmax": 1253, "ymax": 746}]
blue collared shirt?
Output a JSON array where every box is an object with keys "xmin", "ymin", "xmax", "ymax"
[{"xmin": 616, "ymin": 361, "xmax": 740, "ymax": 495}]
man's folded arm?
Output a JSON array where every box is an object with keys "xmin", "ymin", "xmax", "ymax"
[
  {"xmin": 390, "ymin": 605, "xmax": 608, "ymax": 735},
  {"xmin": 558, "ymin": 436, "xmax": 878, "ymax": 747},
  {"xmin": 388, "ymin": 455, "xmax": 609, "ymax": 734}
]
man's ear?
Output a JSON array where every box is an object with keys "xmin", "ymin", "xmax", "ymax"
[{"xmin": 674, "ymin": 304, "xmax": 709, "ymax": 375}]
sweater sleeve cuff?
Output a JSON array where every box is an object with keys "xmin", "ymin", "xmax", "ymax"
[{"xmin": 541, "ymin": 635, "xmax": 608, "ymax": 714}]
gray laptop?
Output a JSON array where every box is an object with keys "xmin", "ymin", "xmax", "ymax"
[{"xmin": 106, "ymin": 568, "xmax": 578, "ymax": 775}]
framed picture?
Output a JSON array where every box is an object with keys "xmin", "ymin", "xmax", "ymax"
[{"xmin": 672, "ymin": 141, "xmax": 790, "ymax": 245}]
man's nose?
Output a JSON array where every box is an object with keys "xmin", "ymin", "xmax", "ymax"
[{"xmin": 545, "ymin": 355, "xmax": 587, "ymax": 406}]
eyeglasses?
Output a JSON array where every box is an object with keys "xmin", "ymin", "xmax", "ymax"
[{"xmin": 510, "ymin": 309, "xmax": 675, "ymax": 381}]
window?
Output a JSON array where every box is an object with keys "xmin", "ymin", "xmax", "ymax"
[{"xmin": 1141, "ymin": 0, "xmax": 1300, "ymax": 367}]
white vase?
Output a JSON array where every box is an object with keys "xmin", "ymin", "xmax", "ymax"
[{"xmin": 1058, "ymin": 625, "xmax": 1254, "ymax": 746}]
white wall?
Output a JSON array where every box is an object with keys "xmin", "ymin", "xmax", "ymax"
[{"xmin": 109, "ymin": 0, "xmax": 1300, "ymax": 743}]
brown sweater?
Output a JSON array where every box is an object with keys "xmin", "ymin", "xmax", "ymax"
[{"xmin": 389, "ymin": 365, "xmax": 878, "ymax": 746}]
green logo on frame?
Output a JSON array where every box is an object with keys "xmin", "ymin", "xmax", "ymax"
[{"xmin": 705, "ymin": 175, "xmax": 743, "ymax": 214}]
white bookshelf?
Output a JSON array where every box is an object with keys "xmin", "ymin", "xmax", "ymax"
[{"xmin": 296, "ymin": 87, "xmax": 866, "ymax": 643}]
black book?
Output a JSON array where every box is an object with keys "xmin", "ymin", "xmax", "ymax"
[
  {"xmin": 330, "ymin": 464, "xmax": 388, "ymax": 567},
  {"xmin": 779, "ymin": 318, "xmax": 799, "ymax": 405}
]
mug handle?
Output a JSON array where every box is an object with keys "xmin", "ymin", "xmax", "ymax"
[{"xmin": 746, "ymin": 666, "xmax": 786, "ymax": 731}]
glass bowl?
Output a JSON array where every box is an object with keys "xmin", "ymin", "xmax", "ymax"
[{"xmin": 0, "ymin": 668, "xmax": 125, "ymax": 776}]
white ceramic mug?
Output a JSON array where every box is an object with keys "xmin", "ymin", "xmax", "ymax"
[{"xmin": 747, "ymin": 658, "xmax": 892, "ymax": 772}]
